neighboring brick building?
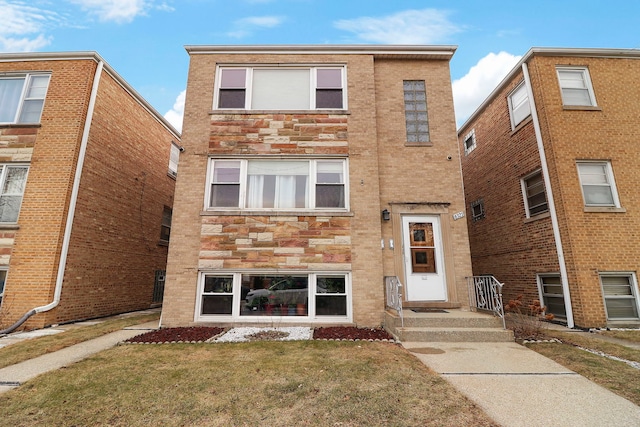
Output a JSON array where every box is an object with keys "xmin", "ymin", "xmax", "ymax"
[
  {"xmin": 161, "ymin": 45, "xmax": 473, "ymax": 328},
  {"xmin": 458, "ymin": 47, "xmax": 640, "ymax": 328},
  {"xmin": 0, "ymin": 52, "xmax": 180, "ymax": 331}
]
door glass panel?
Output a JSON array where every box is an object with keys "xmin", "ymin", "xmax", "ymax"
[{"xmin": 409, "ymin": 223, "xmax": 436, "ymax": 273}]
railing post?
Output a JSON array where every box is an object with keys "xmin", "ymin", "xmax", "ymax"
[{"xmin": 466, "ymin": 275, "xmax": 505, "ymax": 329}]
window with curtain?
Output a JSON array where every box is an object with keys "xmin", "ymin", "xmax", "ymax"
[
  {"xmin": 0, "ymin": 165, "xmax": 29, "ymax": 222},
  {"xmin": 216, "ymin": 66, "xmax": 345, "ymax": 110},
  {"xmin": 601, "ymin": 274, "xmax": 640, "ymax": 320},
  {"xmin": 0, "ymin": 74, "xmax": 50, "ymax": 124},
  {"xmin": 208, "ymin": 159, "xmax": 347, "ymax": 210}
]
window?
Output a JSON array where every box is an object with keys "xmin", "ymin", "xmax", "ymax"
[
  {"xmin": 508, "ymin": 82, "xmax": 530, "ymax": 129},
  {"xmin": 198, "ymin": 272, "xmax": 350, "ymax": 319},
  {"xmin": 470, "ymin": 199, "xmax": 485, "ymax": 221},
  {"xmin": 576, "ymin": 161, "xmax": 620, "ymax": 207},
  {"xmin": 557, "ymin": 67, "xmax": 596, "ymax": 106},
  {"xmin": 0, "ymin": 269, "xmax": 6, "ymax": 306},
  {"xmin": 0, "ymin": 165, "xmax": 29, "ymax": 222},
  {"xmin": 600, "ymin": 274, "xmax": 640, "ymax": 320},
  {"xmin": 537, "ymin": 274, "xmax": 566, "ymax": 320},
  {"xmin": 215, "ymin": 67, "xmax": 345, "ymax": 110},
  {"xmin": 208, "ymin": 159, "xmax": 347, "ymax": 210},
  {"xmin": 0, "ymin": 74, "xmax": 50, "ymax": 124},
  {"xmin": 403, "ymin": 80, "xmax": 429, "ymax": 143},
  {"xmin": 463, "ymin": 129, "xmax": 476, "ymax": 155},
  {"xmin": 521, "ymin": 171, "xmax": 548, "ymax": 217},
  {"xmin": 168, "ymin": 143, "xmax": 180, "ymax": 177},
  {"xmin": 160, "ymin": 206, "xmax": 172, "ymax": 243}
]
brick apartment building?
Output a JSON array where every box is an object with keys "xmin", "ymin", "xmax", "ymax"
[
  {"xmin": 0, "ymin": 52, "xmax": 180, "ymax": 331},
  {"xmin": 458, "ymin": 48, "xmax": 640, "ymax": 328},
  {"xmin": 161, "ymin": 45, "xmax": 474, "ymax": 328}
]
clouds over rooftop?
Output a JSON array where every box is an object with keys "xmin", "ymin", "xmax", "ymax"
[{"xmin": 334, "ymin": 8, "xmax": 462, "ymax": 44}]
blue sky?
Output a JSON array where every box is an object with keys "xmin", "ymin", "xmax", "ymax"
[{"xmin": 1, "ymin": 0, "xmax": 638, "ymax": 132}]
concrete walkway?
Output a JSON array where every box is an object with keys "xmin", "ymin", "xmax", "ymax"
[
  {"xmin": 403, "ymin": 341, "xmax": 640, "ymax": 427},
  {"xmin": 0, "ymin": 317, "xmax": 158, "ymax": 394}
]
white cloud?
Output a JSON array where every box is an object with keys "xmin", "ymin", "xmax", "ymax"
[
  {"xmin": 67, "ymin": 0, "xmax": 149, "ymax": 24},
  {"xmin": 164, "ymin": 89, "xmax": 185, "ymax": 133},
  {"xmin": 452, "ymin": 52, "xmax": 522, "ymax": 127},
  {"xmin": 227, "ymin": 15, "xmax": 285, "ymax": 39},
  {"xmin": 0, "ymin": 1, "xmax": 59, "ymax": 51},
  {"xmin": 334, "ymin": 8, "xmax": 462, "ymax": 44}
]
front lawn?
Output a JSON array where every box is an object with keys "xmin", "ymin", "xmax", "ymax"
[{"xmin": 0, "ymin": 341, "xmax": 497, "ymax": 426}]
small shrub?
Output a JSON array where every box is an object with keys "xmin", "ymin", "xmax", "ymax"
[{"xmin": 505, "ymin": 295, "xmax": 554, "ymax": 340}]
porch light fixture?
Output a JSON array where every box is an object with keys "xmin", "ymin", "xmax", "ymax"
[{"xmin": 381, "ymin": 209, "xmax": 390, "ymax": 221}]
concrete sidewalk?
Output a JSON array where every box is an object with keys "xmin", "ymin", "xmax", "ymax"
[
  {"xmin": 403, "ymin": 341, "xmax": 640, "ymax": 427},
  {"xmin": 0, "ymin": 319, "xmax": 158, "ymax": 394}
]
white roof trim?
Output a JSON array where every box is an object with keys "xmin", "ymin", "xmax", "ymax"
[
  {"xmin": 0, "ymin": 51, "xmax": 180, "ymax": 139},
  {"xmin": 457, "ymin": 47, "xmax": 640, "ymax": 134}
]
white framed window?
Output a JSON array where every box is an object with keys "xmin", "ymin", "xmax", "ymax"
[
  {"xmin": 0, "ymin": 74, "xmax": 51, "ymax": 124},
  {"xmin": 160, "ymin": 206, "xmax": 172, "ymax": 243},
  {"xmin": 195, "ymin": 272, "xmax": 351, "ymax": 322},
  {"xmin": 207, "ymin": 158, "xmax": 348, "ymax": 211},
  {"xmin": 576, "ymin": 161, "xmax": 620, "ymax": 207},
  {"xmin": 507, "ymin": 81, "xmax": 531, "ymax": 129},
  {"xmin": 521, "ymin": 170, "xmax": 548, "ymax": 217},
  {"xmin": 600, "ymin": 273, "xmax": 640, "ymax": 321},
  {"xmin": 168, "ymin": 142, "xmax": 180, "ymax": 178},
  {"xmin": 215, "ymin": 66, "xmax": 346, "ymax": 110},
  {"xmin": 0, "ymin": 164, "xmax": 29, "ymax": 223},
  {"xmin": 537, "ymin": 274, "xmax": 566, "ymax": 320},
  {"xmin": 0, "ymin": 268, "xmax": 7, "ymax": 307},
  {"xmin": 463, "ymin": 129, "xmax": 476, "ymax": 155},
  {"xmin": 557, "ymin": 67, "xmax": 596, "ymax": 106},
  {"xmin": 470, "ymin": 199, "xmax": 485, "ymax": 221},
  {"xmin": 403, "ymin": 80, "xmax": 430, "ymax": 143}
]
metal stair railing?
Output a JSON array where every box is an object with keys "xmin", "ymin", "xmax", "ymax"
[
  {"xmin": 385, "ymin": 276, "xmax": 404, "ymax": 328},
  {"xmin": 467, "ymin": 275, "xmax": 506, "ymax": 329}
]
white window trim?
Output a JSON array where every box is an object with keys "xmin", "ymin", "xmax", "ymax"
[
  {"xmin": 213, "ymin": 65, "xmax": 348, "ymax": 111},
  {"xmin": 576, "ymin": 160, "xmax": 621, "ymax": 208},
  {"xmin": 556, "ymin": 66, "xmax": 597, "ymax": 107},
  {"xmin": 0, "ymin": 266, "xmax": 7, "ymax": 307},
  {"xmin": 536, "ymin": 273, "xmax": 566, "ymax": 319},
  {"xmin": 507, "ymin": 81, "xmax": 531, "ymax": 130},
  {"xmin": 194, "ymin": 271, "xmax": 352, "ymax": 323},
  {"xmin": 168, "ymin": 142, "xmax": 180, "ymax": 178},
  {"xmin": 520, "ymin": 169, "xmax": 548, "ymax": 218},
  {"xmin": 205, "ymin": 157, "xmax": 349, "ymax": 212},
  {"xmin": 0, "ymin": 164, "xmax": 30, "ymax": 223},
  {"xmin": 463, "ymin": 129, "xmax": 476, "ymax": 155},
  {"xmin": 599, "ymin": 272, "xmax": 640, "ymax": 321},
  {"xmin": 0, "ymin": 73, "xmax": 51, "ymax": 125}
]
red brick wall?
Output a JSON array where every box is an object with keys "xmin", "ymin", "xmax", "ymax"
[{"xmin": 458, "ymin": 69, "xmax": 560, "ymax": 309}]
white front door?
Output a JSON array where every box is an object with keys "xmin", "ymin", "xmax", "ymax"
[{"xmin": 402, "ymin": 216, "xmax": 447, "ymax": 301}]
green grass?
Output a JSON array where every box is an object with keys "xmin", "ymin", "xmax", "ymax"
[
  {"xmin": 0, "ymin": 341, "xmax": 497, "ymax": 427},
  {"xmin": 0, "ymin": 312, "xmax": 159, "ymax": 369}
]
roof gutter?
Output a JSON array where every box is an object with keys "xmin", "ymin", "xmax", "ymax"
[
  {"xmin": 0, "ymin": 60, "xmax": 104, "ymax": 335},
  {"xmin": 522, "ymin": 62, "xmax": 575, "ymax": 328}
]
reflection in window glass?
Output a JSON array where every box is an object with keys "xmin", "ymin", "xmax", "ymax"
[{"xmin": 316, "ymin": 276, "xmax": 347, "ymax": 316}]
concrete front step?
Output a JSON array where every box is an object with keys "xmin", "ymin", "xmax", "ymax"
[
  {"xmin": 384, "ymin": 310, "xmax": 514, "ymax": 343},
  {"xmin": 397, "ymin": 327, "xmax": 514, "ymax": 343}
]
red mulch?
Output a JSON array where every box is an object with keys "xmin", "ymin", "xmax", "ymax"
[
  {"xmin": 125, "ymin": 326, "xmax": 394, "ymax": 344},
  {"xmin": 125, "ymin": 327, "xmax": 225, "ymax": 343},
  {"xmin": 313, "ymin": 326, "xmax": 393, "ymax": 341}
]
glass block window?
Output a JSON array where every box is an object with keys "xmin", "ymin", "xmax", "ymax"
[{"xmin": 403, "ymin": 80, "xmax": 429, "ymax": 143}]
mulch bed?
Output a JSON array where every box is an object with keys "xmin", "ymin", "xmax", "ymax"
[{"xmin": 124, "ymin": 326, "xmax": 394, "ymax": 344}]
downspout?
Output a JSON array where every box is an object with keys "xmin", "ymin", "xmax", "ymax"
[
  {"xmin": 522, "ymin": 62, "xmax": 575, "ymax": 328},
  {"xmin": 0, "ymin": 60, "xmax": 103, "ymax": 335}
]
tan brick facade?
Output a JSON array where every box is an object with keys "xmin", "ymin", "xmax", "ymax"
[
  {"xmin": 459, "ymin": 49, "xmax": 640, "ymax": 328},
  {"xmin": 162, "ymin": 46, "xmax": 473, "ymax": 328},
  {"xmin": 0, "ymin": 54, "xmax": 178, "ymax": 330}
]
